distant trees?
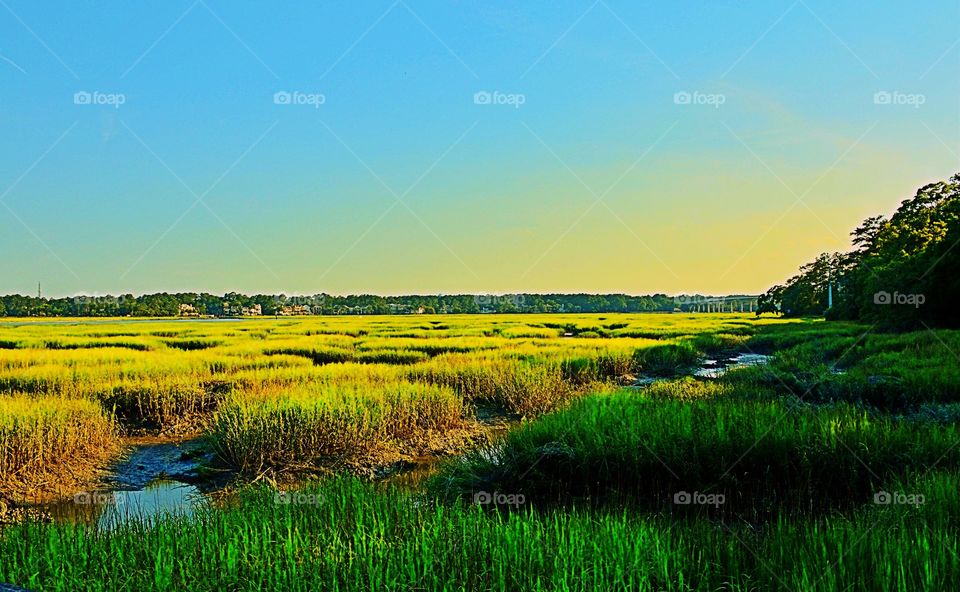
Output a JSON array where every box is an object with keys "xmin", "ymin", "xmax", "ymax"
[
  {"xmin": 0, "ymin": 292, "xmax": 701, "ymax": 317},
  {"xmin": 759, "ymin": 173, "xmax": 960, "ymax": 328}
]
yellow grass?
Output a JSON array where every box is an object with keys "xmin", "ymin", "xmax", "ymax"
[{"xmin": 0, "ymin": 395, "xmax": 118, "ymax": 502}]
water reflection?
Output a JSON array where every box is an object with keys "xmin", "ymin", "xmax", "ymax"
[
  {"xmin": 46, "ymin": 480, "xmax": 204, "ymax": 529},
  {"xmin": 693, "ymin": 353, "xmax": 770, "ymax": 378},
  {"xmin": 39, "ymin": 438, "xmax": 212, "ymax": 529}
]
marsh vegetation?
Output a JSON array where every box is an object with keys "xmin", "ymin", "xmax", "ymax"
[{"xmin": 0, "ymin": 314, "xmax": 957, "ymax": 590}]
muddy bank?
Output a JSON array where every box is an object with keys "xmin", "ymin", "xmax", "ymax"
[
  {"xmin": 376, "ymin": 403, "xmax": 516, "ymax": 488},
  {"xmin": 0, "ymin": 500, "xmax": 50, "ymax": 526},
  {"xmin": 103, "ymin": 437, "xmax": 224, "ymax": 490}
]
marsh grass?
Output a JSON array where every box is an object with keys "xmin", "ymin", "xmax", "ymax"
[
  {"xmin": 0, "ymin": 314, "xmax": 780, "ymax": 493},
  {"xmin": 2, "ymin": 477, "xmax": 958, "ymax": 591},
  {"xmin": 408, "ymin": 357, "xmax": 581, "ymax": 416},
  {"xmin": 2, "ymin": 315, "xmax": 960, "ymax": 590},
  {"xmin": 210, "ymin": 382, "xmax": 470, "ymax": 477},
  {"xmin": 631, "ymin": 341, "xmax": 701, "ymax": 375},
  {"xmin": 0, "ymin": 396, "xmax": 118, "ymax": 502},
  {"xmin": 739, "ymin": 322, "xmax": 960, "ymax": 409},
  {"xmin": 432, "ymin": 391, "xmax": 960, "ymax": 515},
  {"xmin": 163, "ymin": 338, "xmax": 223, "ymax": 351}
]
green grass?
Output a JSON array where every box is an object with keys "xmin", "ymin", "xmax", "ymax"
[
  {"xmin": 1, "ymin": 477, "xmax": 959, "ymax": 591},
  {"xmin": 631, "ymin": 340, "xmax": 702, "ymax": 375},
  {"xmin": 430, "ymin": 391, "xmax": 960, "ymax": 514},
  {"xmin": 737, "ymin": 322, "xmax": 960, "ymax": 409}
]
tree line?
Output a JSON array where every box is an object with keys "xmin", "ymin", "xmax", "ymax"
[
  {"xmin": 0, "ymin": 292, "xmax": 721, "ymax": 317},
  {"xmin": 758, "ymin": 172, "xmax": 960, "ymax": 328}
]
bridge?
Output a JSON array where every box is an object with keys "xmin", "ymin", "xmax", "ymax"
[{"xmin": 676, "ymin": 296, "xmax": 759, "ymax": 313}]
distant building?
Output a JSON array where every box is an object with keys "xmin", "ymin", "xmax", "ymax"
[
  {"xmin": 276, "ymin": 304, "xmax": 311, "ymax": 316},
  {"xmin": 222, "ymin": 302, "xmax": 261, "ymax": 316},
  {"xmin": 178, "ymin": 303, "xmax": 200, "ymax": 317}
]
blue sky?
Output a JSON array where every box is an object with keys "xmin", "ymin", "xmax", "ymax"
[{"xmin": 1, "ymin": 1, "xmax": 958, "ymax": 297}]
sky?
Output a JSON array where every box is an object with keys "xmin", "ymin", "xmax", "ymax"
[{"xmin": 1, "ymin": 1, "xmax": 958, "ymax": 298}]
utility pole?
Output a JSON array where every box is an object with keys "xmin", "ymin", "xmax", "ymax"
[{"xmin": 826, "ymin": 269, "xmax": 833, "ymax": 311}]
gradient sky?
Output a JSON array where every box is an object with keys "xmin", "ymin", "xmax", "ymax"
[{"xmin": 1, "ymin": 1, "xmax": 958, "ymax": 297}]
